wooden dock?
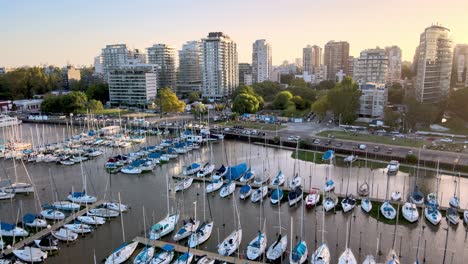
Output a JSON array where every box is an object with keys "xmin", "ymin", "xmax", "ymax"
[
  {"xmin": 2, "ymin": 200, "xmax": 105, "ymax": 255},
  {"xmin": 133, "ymin": 236, "xmax": 263, "ymax": 264}
]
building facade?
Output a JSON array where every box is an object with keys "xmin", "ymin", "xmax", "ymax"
[
  {"xmin": 238, "ymin": 63, "xmax": 252, "ymax": 86},
  {"xmin": 201, "ymin": 32, "xmax": 238, "ymax": 99},
  {"xmin": 108, "ymin": 63, "xmax": 158, "ymax": 107},
  {"xmin": 353, "ymin": 48, "xmax": 388, "ymax": 84},
  {"xmin": 61, "ymin": 66, "xmax": 81, "ymax": 90},
  {"xmin": 101, "ymin": 44, "xmax": 146, "ymax": 81},
  {"xmin": 177, "ymin": 41, "xmax": 202, "ymax": 95},
  {"xmin": 303, "ymin": 45, "xmax": 322, "ymax": 74},
  {"xmin": 324, "ymin": 41, "xmax": 350, "ymax": 81},
  {"xmin": 358, "ymin": 83, "xmax": 388, "ymax": 118},
  {"xmin": 452, "ymin": 44, "xmax": 468, "ymax": 88},
  {"xmin": 415, "ymin": 25, "xmax": 453, "ymax": 103},
  {"xmin": 147, "ymin": 44, "xmax": 177, "ymax": 90},
  {"xmin": 252, "ymin": 39, "xmax": 272, "ymax": 83},
  {"xmin": 385, "ymin": 46, "xmax": 402, "ymax": 84}
]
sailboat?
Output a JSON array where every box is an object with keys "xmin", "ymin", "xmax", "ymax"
[
  {"xmin": 149, "ymin": 244, "xmax": 174, "ymax": 264},
  {"xmin": 196, "ymin": 162, "xmax": 215, "ymax": 178},
  {"xmin": 64, "ymin": 221, "xmax": 93, "ymax": 234},
  {"xmin": 134, "ymin": 207, "xmax": 155, "ymax": 264},
  {"xmin": 219, "ymin": 180, "xmax": 235, "ymax": 198},
  {"xmin": 0, "ymin": 222, "xmax": 29, "ymax": 237},
  {"xmin": 271, "ymin": 170, "xmax": 285, "ymax": 186},
  {"xmin": 386, "ymin": 249, "xmax": 400, "ymax": 264},
  {"xmin": 217, "ymin": 198, "xmax": 242, "ymax": 256},
  {"xmin": 402, "ymin": 176, "xmax": 419, "ymax": 223},
  {"xmin": 449, "ymin": 173, "xmax": 461, "ymax": 208},
  {"xmin": 3, "ymin": 159, "xmax": 34, "ymax": 194},
  {"xmin": 12, "ymin": 247, "xmax": 47, "ymax": 263},
  {"xmin": 424, "ymin": 161, "xmax": 442, "ymax": 226},
  {"xmin": 267, "ymin": 186, "xmax": 287, "ymax": 262},
  {"xmin": 67, "ymin": 160, "xmax": 96, "ymax": 204},
  {"xmin": 22, "ymin": 213, "xmax": 47, "ymax": 228},
  {"xmin": 174, "ymin": 177, "xmax": 193, "ymax": 192},
  {"xmin": 341, "ymin": 159, "xmax": 356, "ymax": 213},
  {"xmin": 212, "ymin": 165, "xmax": 227, "ymax": 180},
  {"xmin": 289, "ymin": 142, "xmax": 303, "ymax": 190},
  {"xmin": 322, "ymin": 150, "xmax": 335, "ymax": 192},
  {"xmin": 183, "ymin": 162, "xmax": 201, "ymax": 176},
  {"xmin": 464, "ymin": 210, "xmax": 468, "ymax": 225},
  {"xmin": 251, "ymin": 185, "xmax": 268, "ymax": 203},
  {"xmin": 381, "ymin": 165, "xmax": 397, "ymax": 220},
  {"xmin": 305, "ymin": 163, "xmax": 320, "ymax": 208},
  {"xmin": 52, "ymin": 228, "xmax": 78, "ymax": 242},
  {"xmin": 290, "ymin": 197, "xmax": 308, "ymax": 264},
  {"xmin": 446, "ymin": 207, "xmax": 460, "ymax": 225},
  {"xmin": 40, "ymin": 207, "xmax": 65, "ymax": 220},
  {"xmin": 188, "ymin": 175, "xmax": 213, "ymax": 248},
  {"xmin": 206, "ymin": 179, "xmax": 223, "ymax": 193},
  {"xmin": 311, "ymin": 196, "xmax": 331, "ymax": 264},
  {"xmin": 270, "ymin": 187, "xmax": 284, "ymax": 204},
  {"xmin": 246, "ymin": 203, "xmax": 267, "ymax": 260},
  {"xmin": 105, "ymin": 241, "xmax": 139, "ymax": 264},
  {"xmin": 33, "ymin": 236, "xmax": 59, "ymax": 251},
  {"xmin": 150, "ymin": 172, "xmax": 179, "ymax": 240},
  {"xmin": 338, "ymin": 219, "xmax": 357, "ymax": 264},
  {"xmin": 173, "ymin": 252, "xmax": 194, "ymax": 264},
  {"xmin": 0, "ymin": 189, "xmax": 15, "ymax": 200},
  {"xmin": 239, "ymin": 184, "xmax": 252, "ymax": 200},
  {"xmin": 173, "ymin": 198, "xmax": 200, "ymax": 242},
  {"xmin": 288, "ymin": 187, "xmax": 303, "ymax": 206}
]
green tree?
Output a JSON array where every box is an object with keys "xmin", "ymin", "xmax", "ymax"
[
  {"xmin": 311, "ymin": 93, "xmax": 329, "ymax": 119},
  {"xmin": 404, "ymin": 96, "xmax": 438, "ymax": 130},
  {"xmin": 88, "ymin": 99, "xmax": 104, "ymax": 112},
  {"xmin": 447, "ymin": 88, "xmax": 468, "ymax": 122},
  {"xmin": 156, "ymin": 87, "xmax": 186, "ymax": 113},
  {"xmin": 187, "ymin": 92, "xmax": 201, "ymax": 103},
  {"xmin": 232, "ymin": 93, "xmax": 260, "ymax": 114},
  {"xmin": 383, "ymin": 107, "xmax": 401, "ymax": 129},
  {"xmin": 401, "ymin": 64, "xmax": 414, "ymax": 80},
  {"xmin": 388, "ymin": 83, "xmax": 404, "ymax": 104},
  {"xmin": 63, "ymin": 91, "xmax": 88, "ymax": 113},
  {"xmin": 41, "ymin": 95, "xmax": 64, "ymax": 113},
  {"xmin": 290, "ymin": 95, "xmax": 308, "ymax": 110},
  {"xmin": 191, "ymin": 103, "xmax": 208, "ymax": 119},
  {"xmin": 327, "ymin": 77, "xmax": 361, "ymax": 124},
  {"xmin": 316, "ymin": 80, "xmax": 335, "ymax": 90},
  {"xmin": 252, "ymin": 81, "xmax": 282, "ymax": 101},
  {"xmin": 280, "ymin": 74, "xmax": 294, "ymax": 85},
  {"xmin": 272, "ymin": 91, "xmax": 293, "ymax": 110},
  {"xmin": 290, "ymin": 78, "xmax": 309, "ymax": 88},
  {"xmin": 86, "ymin": 83, "xmax": 109, "ymax": 103},
  {"xmin": 232, "ymin": 85, "xmax": 264, "ymax": 109}
]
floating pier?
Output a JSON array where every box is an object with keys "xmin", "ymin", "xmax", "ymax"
[
  {"xmin": 133, "ymin": 236, "xmax": 263, "ymax": 264},
  {"xmin": 2, "ymin": 200, "xmax": 105, "ymax": 255}
]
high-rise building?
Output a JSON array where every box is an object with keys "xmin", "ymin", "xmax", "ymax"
[
  {"xmin": 108, "ymin": 62, "xmax": 158, "ymax": 107},
  {"xmin": 303, "ymin": 45, "xmax": 322, "ymax": 74},
  {"xmin": 61, "ymin": 66, "xmax": 81, "ymax": 90},
  {"xmin": 452, "ymin": 44, "xmax": 468, "ymax": 88},
  {"xmin": 415, "ymin": 25, "xmax": 453, "ymax": 103},
  {"xmin": 101, "ymin": 44, "xmax": 145, "ymax": 81},
  {"xmin": 358, "ymin": 83, "xmax": 388, "ymax": 118},
  {"xmin": 252, "ymin": 39, "xmax": 272, "ymax": 83},
  {"xmin": 238, "ymin": 63, "xmax": 252, "ymax": 86},
  {"xmin": 353, "ymin": 47, "xmax": 388, "ymax": 84},
  {"xmin": 324, "ymin": 41, "xmax": 350, "ymax": 80},
  {"xmin": 347, "ymin": 56, "xmax": 356, "ymax": 78},
  {"xmin": 147, "ymin": 44, "xmax": 177, "ymax": 90},
  {"xmin": 385, "ymin": 46, "xmax": 402, "ymax": 84},
  {"xmin": 201, "ymin": 32, "xmax": 238, "ymax": 99},
  {"xmin": 94, "ymin": 56, "xmax": 104, "ymax": 76},
  {"xmin": 177, "ymin": 41, "xmax": 202, "ymax": 95}
]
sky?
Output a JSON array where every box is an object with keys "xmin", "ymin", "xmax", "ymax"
[{"xmin": 1, "ymin": 0, "xmax": 468, "ymax": 67}]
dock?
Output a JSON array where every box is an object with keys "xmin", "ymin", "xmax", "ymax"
[
  {"xmin": 2, "ymin": 200, "xmax": 105, "ymax": 255},
  {"xmin": 133, "ymin": 236, "xmax": 263, "ymax": 264}
]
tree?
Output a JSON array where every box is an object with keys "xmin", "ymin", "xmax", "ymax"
[
  {"xmin": 311, "ymin": 93, "xmax": 329, "ymax": 119},
  {"xmin": 447, "ymin": 88, "xmax": 468, "ymax": 122},
  {"xmin": 316, "ymin": 80, "xmax": 335, "ymax": 90},
  {"xmin": 232, "ymin": 85, "xmax": 264, "ymax": 110},
  {"xmin": 327, "ymin": 77, "xmax": 361, "ymax": 124},
  {"xmin": 86, "ymin": 83, "xmax": 109, "ymax": 103},
  {"xmin": 404, "ymin": 96, "xmax": 438, "ymax": 130},
  {"xmin": 252, "ymin": 81, "xmax": 281, "ymax": 101},
  {"xmin": 62, "ymin": 91, "xmax": 88, "ymax": 113},
  {"xmin": 290, "ymin": 78, "xmax": 309, "ymax": 88},
  {"xmin": 156, "ymin": 87, "xmax": 185, "ymax": 113},
  {"xmin": 383, "ymin": 107, "xmax": 401, "ymax": 129},
  {"xmin": 280, "ymin": 74, "xmax": 294, "ymax": 85},
  {"xmin": 187, "ymin": 92, "xmax": 201, "ymax": 103},
  {"xmin": 232, "ymin": 93, "xmax": 260, "ymax": 114},
  {"xmin": 290, "ymin": 95, "xmax": 308, "ymax": 110},
  {"xmin": 88, "ymin": 99, "xmax": 104, "ymax": 112},
  {"xmin": 388, "ymin": 83, "xmax": 404, "ymax": 104},
  {"xmin": 191, "ymin": 103, "xmax": 208, "ymax": 119},
  {"xmin": 272, "ymin": 91, "xmax": 293, "ymax": 110},
  {"xmin": 401, "ymin": 64, "xmax": 414, "ymax": 80}
]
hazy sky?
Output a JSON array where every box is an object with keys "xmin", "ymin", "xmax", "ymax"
[{"xmin": 1, "ymin": 0, "xmax": 468, "ymax": 67}]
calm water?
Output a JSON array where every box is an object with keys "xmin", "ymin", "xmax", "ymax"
[{"xmin": 1, "ymin": 123, "xmax": 468, "ymax": 264}]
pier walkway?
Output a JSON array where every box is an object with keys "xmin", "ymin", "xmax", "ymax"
[
  {"xmin": 2, "ymin": 200, "xmax": 104, "ymax": 255},
  {"xmin": 133, "ymin": 236, "xmax": 263, "ymax": 264}
]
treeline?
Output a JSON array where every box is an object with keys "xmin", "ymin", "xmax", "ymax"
[{"xmin": 41, "ymin": 91, "xmax": 104, "ymax": 114}]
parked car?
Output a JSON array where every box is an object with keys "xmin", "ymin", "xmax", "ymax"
[
  {"xmin": 359, "ymin": 144, "xmax": 367, "ymax": 150},
  {"xmin": 313, "ymin": 139, "xmax": 321, "ymax": 144},
  {"xmin": 387, "ymin": 148, "xmax": 393, "ymax": 154},
  {"xmin": 440, "ymin": 138, "xmax": 453, "ymax": 143},
  {"xmin": 373, "ymin": 146, "xmax": 380, "ymax": 152},
  {"xmin": 335, "ymin": 142, "xmax": 343, "ymax": 147}
]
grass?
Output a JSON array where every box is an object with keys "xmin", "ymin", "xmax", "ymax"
[
  {"xmin": 77, "ymin": 108, "xmax": 131, "ymax": 116},
  {"xmin": 317, "ymin": 130, "xmax": 426, "ymax": 148},
  {"xmin": 223, "ymin": 121, "xmax": 287, "ymax": 131}
]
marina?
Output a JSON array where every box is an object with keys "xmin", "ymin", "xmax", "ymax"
[{"xmin": 1, "ymin": 123, "xmax": 468, "ymax": 263}]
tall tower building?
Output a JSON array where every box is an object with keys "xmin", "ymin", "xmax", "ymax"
[
  {"xmin": 252, "ymin": 39, "xmax": 272, "ymax": 83},
  {"xmin": 177, "ymin": 41, "xmax": 202, "ymax": 95},
  {"xmin": 101, "ymin": 44, "xmax": 130, "ymax": 81},
  {"xmin": 147, "ymin": 44, "xmax": 177, "ymax": 90},
  {"xmin": 238, "ymin": 63, "xmax": 252, "ymax": 86},
  {"xmin": 201, "ymin": 32, "xmax": 238, "ymax": 99},
  {"xmin": 353, "ymin": 47, "xmax": 388, "ymax": 84},
  {"xmin": 452, "ymin": 44, "xmax": 468, "ymax": 88},
  {"xmin": 324, "ymin": 41, "xmax": 350, "ymax": 81},
  {"xmin": 303, "ymin": 45, "xmax": 322, "ymax": 74},
  {"xmin": 415, "ymin": 25, "xmax": 453, "ymax": 103},
  {"xmin": 385, "ymin": 46, "xmax": 402, "ymax": 84}
]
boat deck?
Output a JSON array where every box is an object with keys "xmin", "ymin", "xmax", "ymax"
[
  {"xmin": 2, "ymin": 200, "xmax": 104, "ymax": 255},
  {"xmin": 132, "ymin": 236, "xmax": 263, "ymax": 264}
]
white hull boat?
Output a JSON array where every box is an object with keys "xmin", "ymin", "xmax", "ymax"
[
  {"xmin": 380, "ymin": 201, "xmax": 397, "ymax": 220},
  {"xmin": 266, "ymin": 235, "xmax": 287, "ymax": 262},
  {"xmin": 341, "ymin": 196, "xmax": 357, "ymax": 213},
  {"xmin": 52, "ymin": 228, "xmax": 78, "ymax": 242},
  {"xmin": 196, "ymin": 164, "xmax": 215, "ymax": 177},
  {"xmin": 0, "ymin": 223, "xmax": 29, "ymax": 237},
  {"xmin": 246, "ymin": 231, "xmax": 267, "ymax": 260},
  {"xmin": 173, "ymin": 219, "xmax": 200, "ymax": 241},
  {"xmin": 121, "ymin": 166, "xmax": 143, "ymax": 174},
  {"xmin": 250, "ymin": 186, "xmax": 268, "ymax": 203},
  {"xmin": 217, "ymin": 229, "xmax": 242, "ymax": 256},
  {"xmin": 289, "ymin": 174, "xmax": 302, "ymax": 190},
  {"xmin": 387, "ymin": 160, "xmax": 400, "ymax": 174},
  {"xmin": 150, "ymin": 245, "xmax": 174, "ymax": 264},
  {"xmin": 175, "ymin": 178, "xmax": 193, "ymax": 192},
  {"xmin": 3, "ymin": 183, "xmax": 34, "ymax": 194},
  {"xmin": 290, "ymin": 240, "xmax": 307, "ymax": 264},
  {"xmin": 361, "ymin": 198, "xmax": 372, "ymax": 213},
  {"xmin": 149, "ymin": 214, "xmax": 179, "ymax": 240},
  {"xmin": 338, "ymin": 248, "xmax": 357, "ymax": 264},
  {"xmin": 271, "ymin": 171, "xmax": 285, "ymax": 186},
  {"xmin": 402, "ymin": 202, "xmax": 419, "ymax": 223},
  {"xmin": 77, "ymin": 215, "xmax": 106, "ymax": 225},
  {"xmin": 64, "ymin": 223, "xmax": 93, "ymax": 234},
  {"xmin": 105, "ymin": 241, "xmax": 139, "ymax": 264},
  {"xmin": 239, "ymin": 185, "xmax": 252, "ymax": 200},
  {"xmin": 40, "ymin": 209, "xmax": 65, "ymax": 220},
  {"xmin": 103, "ymin": 202, "xmax": 128, "ymax": 212},
  {"xmin": 446, "ymin": 208, "xmax": 459, "ymax": 225},
  {"xmin": 424, "ymin": 206, "xmax": 442, "ymax": 226},
  {"xmin": 323, "ymin": 180, "xmax": 335, "ymax": 192},
  {"xmin": 34, "ymin": 237, "xmax": 59, "ymax": 251},
  {"xmin": 206, "ymin": 180, "xmax": 223, "ymax": 193},
  {"xmin": 0, "ymin": 190, "xmax": 15, "ymax": 200},
  {"xmin": 220, "ymin": 182, "xmax": 235, "ymax": 198},
  {"xmin": 311, "ymin": 243, "xmax": 331, "ymax": 264},
  {"xmin": 449, "ymin": 196, "xmax": 460, "ymax": 209},
  {"xmin": 133, "ymin": 246, "xmax": 155, "ymax": 264},
  {"xmin": 88, "ymin": 208, "xmax": 120, "ymax": 218},
  {"xmin": 391, "ymin": 191, "xmax": 402, "ymax": 201},
  {"xmin": 305, "ymin": 189, "xmax": 320, "ymax": 208},
  {"xmin": 67, "ymin": 192, "xmax": 97, "ymax": 204},
  {"xmin": 52, "ymin": 201, "xmax": 81, "ymax": 211},
  {"xmin": 362, "ymin": 255, "xmax": 376, "ymax": 264},
  {"xmin": 188, "ymin": 222, "xmax": 213, "ymax": 248},
  {"xmin": 173, "ymin": 252, "xmax": 193, "ymax": 264},
  {"xmin": 183, "ymin": 163, "xmax": 201, "ymax": 176},
  {"xmin": 13, "ymin": 247, "xmax": 47, "ymax": 263},
  {"xmin": 464, "ymin": 210, "xmax": 468, "ymax": 225},
  {"xmin": 323, "ymin": 196, "xmax": 337, "ymax": 212}
]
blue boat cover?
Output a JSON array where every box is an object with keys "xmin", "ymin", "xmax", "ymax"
[
  {"xmin": 178, "ymin": 252, "xmax": 190, "ymax": 261},
  {"xmin": 239, "ymin": 185, "xmax": 251, "ymax": 193},
  {"xmin": 292, "ymin": 241, "xmax": 306, "ymax": 261},
  {"xmin": 70, "ymin": 190, "xmax": 86, "ymax": 198},
  {"xmin": 271, "ymin": 188, "xmax": 284, "ymax": 199},
  {"xmin": 162, "ymin": 244, "xmax": 175, "ymax": 251},
  {"xmin": 0, "ymin": 222, "xmax": 15, "ymax": 231},
  {"xmin": 225, "ymin": 163, "xmax": 247, "ymax": 180},
  {"xmin": 22, "ymin": 213, "xmax": 38, "ymax": 224},
  {"xmin": 322, "ymin": 150, "xmax": 335, "ymax": 161},
  {"xmin": 187, "ymin": 163, "xmax": 201, "ymax": 170},
  {"xmin": 148, "ymin": 153, "xmax": 161, "ymax": 159}
]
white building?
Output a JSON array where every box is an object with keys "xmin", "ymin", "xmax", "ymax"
[
  {"xmin": 101, "ymin": 44, "xmax": 146, "ymax": 81},
  {"xmin": 13, "ymin": 99, "xmax": 43, "ymax": 113},
  {"xmin": 177, "ymin": 41, "xmax": 202, "ymax": 95},
  {"xmin": 385, "ymin": 46, "xmax": 402, "ymax": 84},
  {"xmin": 201, "ymin": 32, "xmax": 238, "ymax": 99},
  {"xmin": 353, "ymin": 48, "xmax": 388, "ymax": 84},
  {"xmin": 108, "ymin": 62, "xmax": 158, "ymax": 107},
  {"xmin": 147, "ymin": 44, "xmax": 176, "ymax": 90},
  {"xmin": 358, "ymin": 83, "xmax": 388, "ymax": 118},
  {"xmin": 415, "ymin": 25, "xmax": 453, "ymax": 103},
  {"xmin": 94, "ymin": 56, "xmax": 104, "ymax": 75},
  {"xmin": 252, "ymin": 39, "xmax": 272, "ymax": 83}
]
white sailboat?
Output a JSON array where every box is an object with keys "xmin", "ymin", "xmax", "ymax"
[
  {"xmin": 341, "ymin": 160, "xmax": 356, "ymax": 213},
  {"xmin": 217, "ymin": 198, "xmax": 242, "ymax": 256},
  {"xmin": 449, "ymin": 173, "xmax": 460, "ymax": 208},
  {"xmin": 0, "ymin": 222, "xmax": 29, "ymax": 237},
  {"xmin": 150, "ymin": 244, "xmax": 174, "ymax": 264},
  {"xmin": 290, "ymin": 197, "xmax": 308, "ymax": 264},
  {"xmin": 67, "ymin": 159, "xmax": 96, "ymax": 204},
  {"xmin": 52, "ymin": 228, "xmax": 78, "ymax": 242},
  {"xmin": 402, "ymin": 202, "xmax": 419, "ymax": 223},
  {"xmin": 3, "ymin": 159, "xmax": 34, "ymax": 194},
  {"xmin": 311, "ymin": 197, "xmax": 331, "ymax": 264},
  {"xmin": 337, "ymin": 220, "xmax": 357, "ymax": 264},
  {"xmin": 250, "ymin": 186, "xmax": 268, "ymax": 203},
  {"xmin": 105, "ymin": 241, "xmax": 139, "ymax": 264},
  {"xmin": 134, "ymin": 207, "xmax": 154, "ymax": 264},
  {"xmin": 266, "ymin": 187, "xmax": 287, "ymax": 262},
  {"xmin": 219, "ymin": 181, "xmax": 235, "ymax": 198},
  {"xmin": 64, "ymin": 222, "xmax": 93, "ymax": 234},
  {"xmin": 188, "ymin": 175, "xmax": 213, "ymax": 248},
  {"xmin": 174, "ymin": 177, "xmax": 193, "ymax": 192},
  {"xmin": 150, "ymin": 172, "xmax": 179, "ymax": 240},
  {"xmin": 206, "ymin": 179, "xmax": 222, "ymax": 193},
  {"xmin": 271, "ymin": 170, "xmax": 285, "ymax": 187},
  {"xmin": 12, "ymin": 247, "xmax": 47, "ymax": 263}
]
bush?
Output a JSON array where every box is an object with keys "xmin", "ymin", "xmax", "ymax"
[{"xmin": 405, "ymin": 154, "xmax": 418, "ymax": 164}]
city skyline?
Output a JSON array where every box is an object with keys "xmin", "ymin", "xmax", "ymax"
[{"xmin": 1, "ymin": 0, "xmax": 468, "ymax": 67}]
